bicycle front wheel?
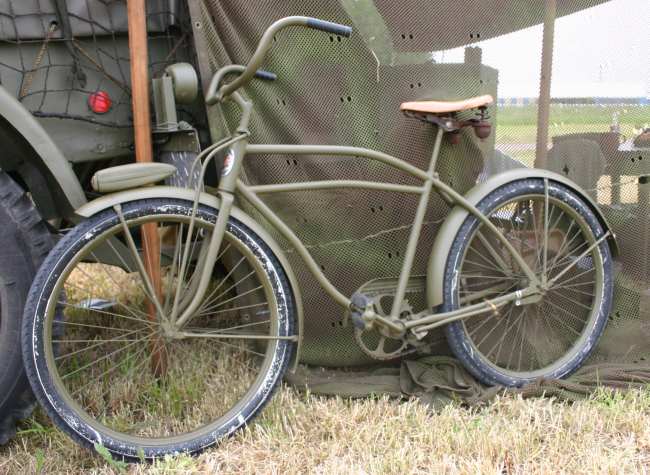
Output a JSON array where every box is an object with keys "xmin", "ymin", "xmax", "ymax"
[
  {"xmin": 22, "ymin": 198, "xmax": 296, "ymax": 460},
  {"xmin": 443, "ymin": 179, "xmax": 613, "ymax": 387}
]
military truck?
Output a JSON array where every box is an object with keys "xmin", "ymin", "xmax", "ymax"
[{"xmin": 0, "ymin": 0, "xmax": 206, "ymax": 443}]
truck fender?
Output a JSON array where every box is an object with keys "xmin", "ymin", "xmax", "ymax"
[
  {"xmin": 75, "ymin": 186, "xmax": 305, "ymax": 370},
  {"xmin": 427, "ymin": 168, "xmax": 619, "ymax": 308},
  {"xmin": 0, "ymin": 85, "xmax": 86, "ymax": 216}
]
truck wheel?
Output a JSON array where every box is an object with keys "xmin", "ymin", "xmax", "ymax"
[{"xmin": 0, "ymin": 171, "xmax": 55, "ymax": 445}]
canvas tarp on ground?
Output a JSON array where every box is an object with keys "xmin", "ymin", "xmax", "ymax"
[{"xmin": 190, "ymin": 0, "xmax": 650, "ymax": 404}]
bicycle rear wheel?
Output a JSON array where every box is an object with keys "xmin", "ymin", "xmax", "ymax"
[
  {"xmin": 443, "ymin": 179, "xmax": 613, "ymax": 387},
  {"xmin": 22, "ymin": 198, "xmax": 295, "ymax": 460}
]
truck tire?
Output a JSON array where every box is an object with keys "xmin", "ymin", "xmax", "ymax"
[{"xmin": 0, "ymin": 171, "xmax": 55, "ymax": 445}]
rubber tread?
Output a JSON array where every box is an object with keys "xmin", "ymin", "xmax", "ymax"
[
  {"xmin": 22, "ymin": 198, "xmax": 296, "ymax": 460},
  {"xmin": 443, "ymin": 179, "xmax": 613, "ymax": 387},
  {"xmin": 0, "ymin": 171, "xmax": 55, "ymax": 445}
]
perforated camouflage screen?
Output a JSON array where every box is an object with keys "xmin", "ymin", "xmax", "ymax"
[{"xmin": 192, "ymin": 0, "xmax": 649, "ymax": 370}]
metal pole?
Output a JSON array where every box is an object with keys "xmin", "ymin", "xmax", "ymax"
[
  {"xmin": 127, "ymin": 0, "xmax": 165, "ymax": 375},
  {"xmin": 534, "ymin": 0, "xmax": 557, "ymax": 169}
]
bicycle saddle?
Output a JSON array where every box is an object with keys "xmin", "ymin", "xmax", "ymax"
[{"xmin": 400, "ymin": 95, "xmax": 493, "ymax": 115}]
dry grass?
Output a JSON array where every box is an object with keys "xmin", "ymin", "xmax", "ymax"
[
  {"xmin": 6, "ymin": 232, "xmax": 650, "ymax": 473},
  {"xmin": 2, "ymin": 385, "xmax": 650, "ymax": 474}
]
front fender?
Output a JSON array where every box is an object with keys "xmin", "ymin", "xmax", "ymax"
[
  {"xmin": 75, "ymin": 186, "xmax": 305, "ymax": 370},
  {"xmin": 427, "ymin": 168, "xmax": 619, "ymax": 308}
]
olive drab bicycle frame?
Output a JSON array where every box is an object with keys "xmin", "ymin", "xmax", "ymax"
[
  {"xmin": 162, "ymin": 16, "xmax": 615, "ymax": 345},
  {"xmin": 23, "ymin": 14, "xmax": 620, "ymax": 460}
]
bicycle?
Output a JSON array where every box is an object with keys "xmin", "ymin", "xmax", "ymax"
[{"xmin": 21, "ymin": 16, "xmax": 616, "ymax": 460}]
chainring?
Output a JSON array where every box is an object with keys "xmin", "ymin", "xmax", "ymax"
[{"xmin": 353, "ymin": 297, "xmax": 413, "ymax": 361}]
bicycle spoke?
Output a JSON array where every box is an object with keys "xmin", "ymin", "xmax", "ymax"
[
  {"xmin": 475, "ymin": 231, "xmax": 511, "ymax": 273},
  {"xmin": 466, "ymin": 243, "xmax": 504, "ymax": 271},
  {"xmin": 194, "ymin": 254, "xmax": 247, "ymax": 315},
  {"xmin": 483, "ymin": 306, "xmax": 519, "ymax": 359},
  {"xmin": 56, "ymin": 301, "xmax": 155, "ymax": 328},
  {"xmin": 61, "ymin": 332, "xmax": 155, "ymax": 381},
  {"xmin": 473, "ymin": 311, "xmax": 509, "ymax": 349},
  {"xmin": 103, "ymin": 239, "xmax": 158, "ymax": 315},
  {"xmin": 541, "ymin": 301, "xmax": 586, "ymax": 335},
  {"xmin": 162, "ymin": 222, "xmax": 184, "ymax": 314},
  {"xmin": 186, "ymin": 318, "xmax": 271, "ymax": 334},
  {"xmin": 547, "ymin": 289, "xmax": 594, "ymax": 311},
  {"xmin": 505, "ymin": 308, "xmax": 527, "ymax": 370},
  {"xmin": 54, "ymin": 318, "xmax": 148, "ymax": 333},
  {"xmin": 115, "ymin": 207, "xmax": 165, "ymax": 321},
  {"xmin": 546, "ymin": 238, "xmax": 591, "ymax": 275},
  {"xmin": 549, "ymin": 260, "xmax": 599, "ymax": 288},
  {"xmin": 516, "ymin": 314, "xmax": 528, "ymax": 372},
  {"xmin": 194, "ymin": 301, "xmax": 268, "ymax": 319},
  {"xmin": 55, "ymin": 327, "xmax": 145, "ymax": 362},
  {"xmin": 198, "ymin": 285, "xmax": 264, "ymax": 315},
  {"xmin": 69, "ymin": 342, "xmax": 153, "ymax": 399},
  {"xmin": 462, "ymin": 257, "xmax": 510, "ymax": 275}
]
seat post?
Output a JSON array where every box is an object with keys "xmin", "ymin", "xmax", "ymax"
[{"xmin": 427, "ymin": 126, "xmax": 445, "ymax": 175}]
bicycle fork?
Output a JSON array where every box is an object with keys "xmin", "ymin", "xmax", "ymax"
[{"xmin": 171, "ymin": 191, "xmax": 235, "ymax": 329}]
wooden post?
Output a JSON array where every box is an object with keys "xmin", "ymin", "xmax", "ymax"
[
  {"xmin": 127, "ymin": 0, "xmax": 165, "ymax": 375},
  {"xmin": 534, "ymin": 0, "xmax": 557, "ymax": 170}
]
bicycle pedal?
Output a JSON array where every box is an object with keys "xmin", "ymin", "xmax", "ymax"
[
  {"xmin": 350, "ymin": 311, "xmax": 366, "ymax": 330},
  {"xmin": 350, "ymin": 293, "xmax": 372, "ymax": 329}
]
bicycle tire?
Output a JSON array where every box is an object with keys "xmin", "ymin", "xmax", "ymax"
[
  {"xmin": 443, "ymin": 179, "xmax": 613, "ymax": 387},
  {"xmin": 22, "ymin": 198, "xmax": 296, "ymax": 460}
]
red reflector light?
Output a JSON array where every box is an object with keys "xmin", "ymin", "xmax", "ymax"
[{"xmin": 88, "ymin": 91, "xmax": 112, "ymax": 114}]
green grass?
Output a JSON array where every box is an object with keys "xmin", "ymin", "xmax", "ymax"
[
  {"xmin": 497, "ymin": 104, "xmax": 647, "ymax": 127},
  {"xmin": 495, "ymin": 104, "xmax": 647, "ymax": 145}
]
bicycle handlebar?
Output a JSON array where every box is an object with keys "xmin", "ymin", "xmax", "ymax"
[
  {"xmin": 206, "ymin": 65, "xmax": 277, "ymax": 106},
  {"xmin": 253, "ymin": 69, "xmax": 278, "ymax": 81},
  {"xmin": 211, "ymin": 16, "xmax": 352, "ymax": 103},
  {"xmin": 305, "ymin": 18, "xmax": 353, "ymax": 37}
]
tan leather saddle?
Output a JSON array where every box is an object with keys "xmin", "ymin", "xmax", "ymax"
[
  {"xmin": 400, "ymin": 94, "xmax": 494, "ymax": 115},
  {"xmin": 400, "ymin": 94, "xmax": 494, "ymax": 139}
]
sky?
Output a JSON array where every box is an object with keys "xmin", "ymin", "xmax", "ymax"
[{"xmin": 434, "ymin": 0, "xmax": 649, "ymax": 98}]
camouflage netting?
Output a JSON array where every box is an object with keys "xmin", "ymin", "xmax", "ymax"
[{"xmin": 192, "ymin": 0, "xmax": 649, "ymax": 403}]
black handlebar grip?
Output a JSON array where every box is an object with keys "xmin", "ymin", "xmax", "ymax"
[
  {"xmin": 254, "ymin": 69, "xmax": 277, "ymax": 81},
  {"xmin": 306, "ymin": 18, "xmax": 352, "ymax": 37}
]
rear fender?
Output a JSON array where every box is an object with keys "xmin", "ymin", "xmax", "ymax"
[
  {"xmin": 427, "ymin": 168, "xmax": 619, "ymax": 308},
  {"xmin": 76, "ymin": 186, "xmax": 305, "ymax": 370}
]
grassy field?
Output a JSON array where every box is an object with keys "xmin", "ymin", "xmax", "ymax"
[
  {"xmin": 495, "ymin": 104, "xmax": 648, "ymax": 166},
  {"xmin": 2, "ymin": 386, "xmax": 650, "ymax": 474},
  {"xmin": 498, "ymin": 104, "xmax": 646, "ymax": 137}
]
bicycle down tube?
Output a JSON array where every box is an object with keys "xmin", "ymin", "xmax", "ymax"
[
  {"xmin": 180, "ymin": 15, "xmax": 544, "ymax": 333},
  {"xmin": 176, "ymin": 130, "xmax": 543, "ymax": 333}
]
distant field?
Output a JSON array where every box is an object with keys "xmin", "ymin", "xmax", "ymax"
[
  {"xmin": 497, "ymin": 104, "xmax": 647, "ymax": 138},
  {"xmin": 497, "ymin": 104, "xmax": 648, "ymax": 127},
  {"xmin": 494, "ymin": 104, "xmax": 648, "ymax": 166}
]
